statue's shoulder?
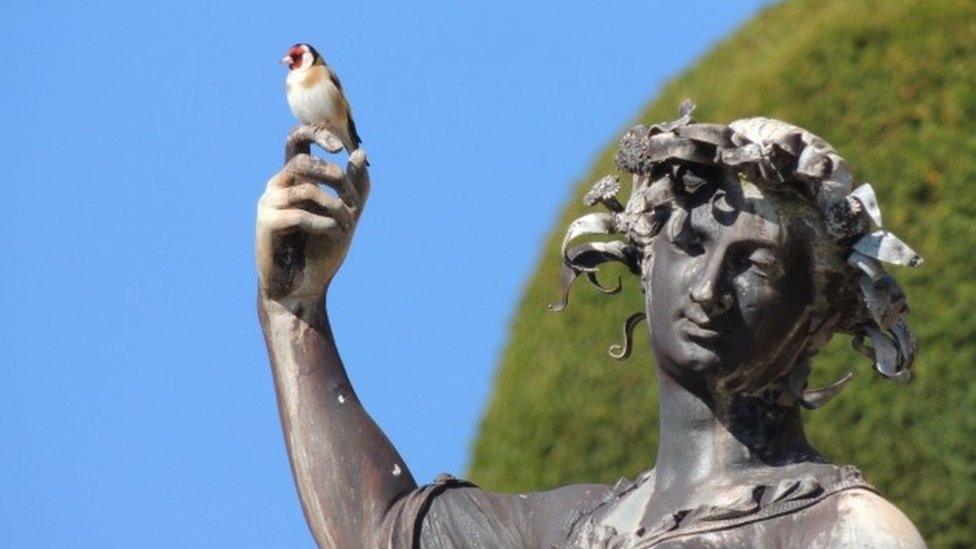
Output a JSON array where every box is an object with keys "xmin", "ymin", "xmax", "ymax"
[
  {"xmin": 808, "ymin": 488, "xmax": 926, "ymax": 548},
  {"xmin": 776, "ymin": 464, "xmax": 925, "ymax": 547}
]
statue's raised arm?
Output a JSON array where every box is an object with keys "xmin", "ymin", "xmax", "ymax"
[
  {"xmin": 255, "ymin": 127, "xmax": 610, "ymax": 547},
  {"xmin": 255, "ymin": 126, "xmax": 422, "ymax": 546}
]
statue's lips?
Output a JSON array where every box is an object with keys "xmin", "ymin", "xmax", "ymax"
[{"xmin": 679, "ymin": 316, "xmax": 725, "ymax": 343}]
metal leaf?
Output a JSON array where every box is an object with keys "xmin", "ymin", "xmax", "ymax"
[
  {"xmin": 649, "ymin": 99, "xmax": 695, "ymax": 133},
  {"xmin": 847, "ymin": 183, "xmax": 883, "ymax": 228},
  {"xmin": 858, "ymin": 274, "xmax": 908, "ymax": 330},
  {"xmin": 853, "ymin": 230, "xmax": 923, "ymax": 267},
  {"xmin": 565, "ymin": 240, "xmax": 638, "ymax": 273},
  {"xmin": 674, "ymin": 124, "xmax": 734, "ymax": 148},
  {"xmin": 795, "ymin": 146, "xmax": 831, "ymax": 181},
  {"xmin": 561, "ymin": 212, "xmax": 617, "ymax": 269},
  {"xmin": 719, "ymin": 143, "xmax": 763, "ymax": 166},
  {"xmin": 848, "ymin": 250, "xmax": 884, "ymax": 281}
]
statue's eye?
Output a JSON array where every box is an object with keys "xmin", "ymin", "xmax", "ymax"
[
  {"xmin": 671, "ymin": 225, "xmax": 705, "ymax": 256},
  {"xmin": 735, "ymin": 247, "xmax": 779, "ymax": 279}
]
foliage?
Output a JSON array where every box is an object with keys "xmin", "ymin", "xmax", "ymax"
[{"xmin": 469, "ymin": 1, "xmax": 976, "ymax": 546}]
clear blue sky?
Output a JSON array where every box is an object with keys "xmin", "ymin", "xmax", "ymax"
[{"xmin": 0, "ymin": 1, "xmax": 769, "ymax": 546}]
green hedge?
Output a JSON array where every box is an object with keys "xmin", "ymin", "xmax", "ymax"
[{"xmin": 469, "ymin": 1, "xmax": 976, "ymax": 546}]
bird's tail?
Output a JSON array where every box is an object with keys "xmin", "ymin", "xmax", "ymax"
[
  {"xmin": 347, "ymin": 113, "xmax": 363, "ymax": 150},
  {"xmin": 345, "ymin": 114, "xmax": 368, "ymax": 165},
  {"xmin": 341, "ymin": 118, "xmax": 367, "ymax": 166}
]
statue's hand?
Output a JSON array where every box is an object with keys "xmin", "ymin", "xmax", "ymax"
[{"xmin": 256, "ymin": 125, "xmax": 370, "ymax": 304}]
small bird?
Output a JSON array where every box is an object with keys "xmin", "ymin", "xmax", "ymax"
[{"xmin": 280, "ymin": 43, "xmax": 363, "ymax": 154}]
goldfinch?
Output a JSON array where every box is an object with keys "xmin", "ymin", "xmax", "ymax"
[{"xmin": 280, "ymin": 43, "xmax": 362, "ymax": 154}]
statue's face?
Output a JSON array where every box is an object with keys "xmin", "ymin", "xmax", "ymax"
[{"xmin": 647, "ymin": 177, "xmax": 816, "ymax": 394}]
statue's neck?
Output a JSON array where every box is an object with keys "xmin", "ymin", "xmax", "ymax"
[{"xmin": 652, "ymin": 367, "xmax": 821, "ymax": 496}]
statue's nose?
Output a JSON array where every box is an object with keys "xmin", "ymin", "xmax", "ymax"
[{"xmin": 689, "ymin": 255, "xmax": 733, "ymax": 316}]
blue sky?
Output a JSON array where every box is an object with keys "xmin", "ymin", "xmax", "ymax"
[{"xmin": 0, "ymin": 1, "xmax": 768, "ymax": 546}]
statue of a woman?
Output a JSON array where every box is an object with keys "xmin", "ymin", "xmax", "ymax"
[{"xmin": 255, "ymin": 104, "xmax": 926, "ymax": 547}]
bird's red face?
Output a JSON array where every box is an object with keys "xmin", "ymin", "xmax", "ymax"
[{"xmin": 279, "ymin": 44, "xmax": 311, "ymax": 70}]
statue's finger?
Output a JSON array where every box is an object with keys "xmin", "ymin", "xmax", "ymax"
[
  {"xmin": 264, "ymin": 209, "xmax": 343, "ymax": 235},
  {"xmin": 274, "ymin": 184, "xmax": 354, "ymax": 231},
  {"xmin": 265, "ymin": 169, "xmax": 297, "ymax": 191},
  {"xmin": 347, "ymin": 149, "xmax": 371, "ymax": 207},
  {"xmin": 285, "ymin": 124, "xmax": 344, "ymax": 163},
  {"xmin": 286, "ymin": 154, "xmax": 361, "ymax": 209}
]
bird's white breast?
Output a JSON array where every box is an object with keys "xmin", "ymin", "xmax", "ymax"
[{"xmin": 286, "ymin": 68, "xmax": 341, "ymax": 126}]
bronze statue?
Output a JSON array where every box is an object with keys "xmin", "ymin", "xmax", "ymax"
[{"xmin": 256, "ymin": 103, "xmax": 926, "ymax": 547}]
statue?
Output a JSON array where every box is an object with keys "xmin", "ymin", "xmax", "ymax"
[{"xmin": 256, "ymin": 103, "xmax": 926, "ymax": 547}]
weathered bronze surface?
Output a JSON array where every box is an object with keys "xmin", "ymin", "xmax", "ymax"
[{"xmin": 256, "ymin": 105, "xmax": 925, "ymax": 547}]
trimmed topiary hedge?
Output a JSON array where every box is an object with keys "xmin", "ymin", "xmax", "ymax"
[{"xmin": 470, "ymin": 1, "xmax": 976, "ymax": 546}]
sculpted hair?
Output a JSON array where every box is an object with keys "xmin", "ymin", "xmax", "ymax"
[{"xmin": 553, "ymin": 101, "xmax": 922, "ymax": 407}]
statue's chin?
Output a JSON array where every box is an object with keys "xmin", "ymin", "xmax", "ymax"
[{"xmin": 663, "ymin": 343, "xmax": 723, "ymax": 375}]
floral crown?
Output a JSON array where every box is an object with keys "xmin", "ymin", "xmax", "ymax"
[{"xmin": 554, "ymin": 101, "xmax": 921, "ymax": 395}]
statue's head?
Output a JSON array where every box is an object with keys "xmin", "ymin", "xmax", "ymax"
[{"xmin": 555, "ymin": 102, "xmax": 922, "ymax": 408}]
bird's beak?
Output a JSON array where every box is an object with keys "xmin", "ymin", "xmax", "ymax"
[{"xmin": 278, "ymin": 55, "xmax": 292, "ymax": 66}]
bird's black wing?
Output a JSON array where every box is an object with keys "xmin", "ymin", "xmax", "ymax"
[
  {"xmin": 327, "ymin": 69, "xmax": 345, "ymax": 92},
  {"xmin": 346, "ymin": 110, "xmax": 363, "ymax": 147},
  {"xmin": 329, "ymin": 70, "xmax": 363, "ymax": 147}
]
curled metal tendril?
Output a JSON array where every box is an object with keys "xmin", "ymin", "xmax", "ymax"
[
  {"xmin": 799, "ymin": 372, "xmax": 854, "ymax": 410},
  {"xmin": 782, "ymin": 361, "xmax": 852, "ymax": 409},
  {"xmin": 608, "ymin": 312, "xmax": 647, "ymax": 361},
  {"xmin": 852, "ymin": 326, "xmax": 912, "ymax": 383},
  {"xmin": 587, "ymin": 272, "xmax": 622, "ymax": 294},
  {"xmin": 549, "ymin": 241, "xmax": 638, "ymax": 312}
]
